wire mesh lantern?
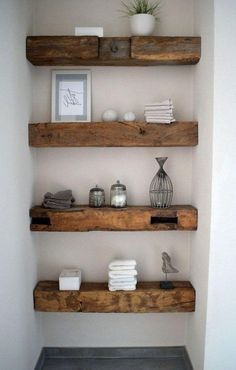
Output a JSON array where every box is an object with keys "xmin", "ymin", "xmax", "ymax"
[{"xmin": 149, "ymin": 157, "xmax": 173, "ymax": 208}]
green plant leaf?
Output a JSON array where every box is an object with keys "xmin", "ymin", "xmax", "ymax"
[{"xmin": 119, "ymin": 0, "xmax": 162, "ymax": 18}]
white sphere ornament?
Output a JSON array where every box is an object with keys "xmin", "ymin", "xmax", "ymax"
[
  {"xmin": 102, "ymin": 109, "xmax": 118, "ymax": 122},
  {"xmin": 123, "ymin": 111, "xmax": 136, "ymax": 122}
]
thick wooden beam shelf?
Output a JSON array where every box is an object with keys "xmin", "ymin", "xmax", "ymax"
[
  {"xmin": 30, "ymin": 205, "xmax": 197, "ymax": 232},
  {"xmin": 131, "ymin": 36, "xmax": 201, "ymax": 64},
  {"xmin": 34, "ymin": 281, "xmax": 195, "ymax": 313},
  {"xmin": 26, "ymin": 36, "xmax": 99, "ymax": 65},
  {"xmin": 29, "ymin": 121, "xmax": 198, "ymax": 147},
  {"xmin": 26, "ymin": 36, "xmax": 201, "ymax": 66}
]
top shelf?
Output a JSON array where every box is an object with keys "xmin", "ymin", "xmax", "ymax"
[{"xmin": 26, "ymin": 36, "xmax": 201, "ymax": 66}]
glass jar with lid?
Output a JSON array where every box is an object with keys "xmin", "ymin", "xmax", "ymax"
[
  {"xmin": 89, "ymin": 185, "xmax": 105, "ymax": 208},
  {"xmin": 110, "ymin": 180, "xmax": 127, "ymax": 208}
]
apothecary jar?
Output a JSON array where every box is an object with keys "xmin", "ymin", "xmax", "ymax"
[
  {"xmin": 89, "ymin": 185, "xmax": 105, "ymax": 208},
  {"xmin": 110, "ymin": 180, "xmax": 127, "ymax": 208}
]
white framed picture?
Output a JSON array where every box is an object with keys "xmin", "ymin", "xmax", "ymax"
[{"xmin": 51, "ymin": 70, "xmax": 91, "ymax": 122}]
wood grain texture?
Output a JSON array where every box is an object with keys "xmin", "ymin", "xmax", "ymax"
[
  {"xmin": 34, "ymin": 281, "xmax": 195, "ymax": 313},
  {"xmin": 26, "ymin": 36, "xmax": 201, "ymax": 66},
  {"xmin": 99, "ymin": 37, "xmax": 131, "ymax": 60},
  {"xmin": 131, "ymin": 36, "xmax": 201, "ymax": 64},
  {"xmin": 26, "ymin": 36, "xmax": 98, "ymax": 65},
  {"xmin": 30, "ymin": 205, "xmax": 198, "ymax": 232},
  {"xmin": 29, "ymin": 121, "xmax": 198, "ymax": 147}
]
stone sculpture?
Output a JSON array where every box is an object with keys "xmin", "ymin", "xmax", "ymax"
[{"xmin": 160, "ymin": 252, "xmax": 179, "ymax": 289}]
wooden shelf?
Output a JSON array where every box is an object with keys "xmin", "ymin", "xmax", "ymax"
[
  {"xmin": 26, "ymin": 36, "xmax": 201, "ymax": 66},
  {"xmin": 34, "ymin": 281, "xmax": 195, "ymax": 313},
  {"xmin": 29, "ymin": 121, "xmax": 198, "ymax": 147},
  {"xmin": 30, "ymin": 205, "xmax": 197, "ymax": 232}
]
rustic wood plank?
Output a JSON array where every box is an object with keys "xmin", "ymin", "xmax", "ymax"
[
  {"xmin": 30, "ymin": 205, "xmax": 197, "ymax": 232},
  {"xmin": 29, "ymin": 121, "xmax": 198, "ymax": 147},
  {"xmin": 34, "ymin": 281, "xmax": 195, "ymax": 313},
  {"xmin": 26, "ymin": 36, "xmax": 99, "ymax": 66},
  {"xmin": 99, "ymin": 37, "xmax": 131, "ymax": 60},
  {"xmin": 131, "ymin": 36, "xmax": 201, "ymax": 65},
  {"xmin": 26, "ymin": 36, "xmax": 201, "ymax": 66}
]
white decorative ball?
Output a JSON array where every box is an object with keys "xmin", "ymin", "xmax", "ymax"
[
  {"xmin": 102, "ymin": 109, "xmax": 118, "ymax": 122},
  {"xmin": 123, "ymin": 111, "xmax": 136, "ymax": 122}
]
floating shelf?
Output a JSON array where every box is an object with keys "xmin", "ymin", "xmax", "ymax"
[
  {"xmin": 34, "ymin": 281, "xmax": 195, "ymax": 313},
  {"xmin": 26, "ymin": 36, "xmax": 201, "ymax": 66},
  {"xmin": 30, "ymin": 205, "xmax": 197, "ymax": 232},
  {"xmin": 29, "ymin": 121, "xmax": 198, "ymax": 148}
]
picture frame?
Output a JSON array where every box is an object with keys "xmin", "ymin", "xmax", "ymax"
[{"xmin": 51, "ymin": 70, "xmax": 91, "ymax": 122}]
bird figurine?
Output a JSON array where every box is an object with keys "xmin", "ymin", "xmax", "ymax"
[{"xmin": 160, "ymin": 252, "xmax": 179, "ymax": 290}]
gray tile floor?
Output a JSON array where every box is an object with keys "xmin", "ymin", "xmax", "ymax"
[{"xmin": 41, "ymin": 357, "xmax": 188, "ymax": 370}]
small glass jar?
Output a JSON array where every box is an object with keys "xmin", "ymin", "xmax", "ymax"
[
  {"xmin": 89, "ymin": 185, "xmax": 105, "ymax": 208},
  {"xmin": 110, "ymin": 180, "xmax": 127, "ymax": 208}
]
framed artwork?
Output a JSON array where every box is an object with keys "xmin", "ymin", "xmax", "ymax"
[{"xmin": 51, "ymin": 70, "xmax": 91, "ymax": 122}]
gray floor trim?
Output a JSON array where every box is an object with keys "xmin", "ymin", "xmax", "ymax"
[
  {"xmin": 183, "ymin": 347, "xmax": 194, "ymax": 370},
  {"xmin": 35, "ymin": 346, "xmax": 193, "ymax": 370},
  {"xmin": 34, "ymin": 348, "xmax": 45, "ymax": 370},
  {"xmin": 44, "ymin": 346, "xmax": 185, "ymax": 359}
]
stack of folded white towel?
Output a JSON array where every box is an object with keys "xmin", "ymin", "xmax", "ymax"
[
  {"xmin": 108, "ymin": 260, "xmax": 137, "ymax": 291},
  {"xmin": 144, "ymin": 99, "xmax": 175, "ymax": 124}
]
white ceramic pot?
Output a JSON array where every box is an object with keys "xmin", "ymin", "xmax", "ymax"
[{"xmin": 130, "ymin": 14, "xmax": 155, "ymax": 36}]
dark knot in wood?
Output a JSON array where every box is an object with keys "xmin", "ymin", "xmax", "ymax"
[
  {"xmin": 42, "ymin": 133, "xmax": 53, "ymax": 139},
  {"xmin": 110, "ymin": 41, "xmax": 118, "ymax": 53}
]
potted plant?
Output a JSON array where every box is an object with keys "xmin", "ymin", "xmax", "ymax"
[{"xmin": 120, "ymin": 0, "xmax": 161, "ymax": 36}]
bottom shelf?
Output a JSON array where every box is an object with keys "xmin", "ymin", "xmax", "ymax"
[{"xmin": 34, "ymin": 281, "xmax": 195, "ymax": 313}]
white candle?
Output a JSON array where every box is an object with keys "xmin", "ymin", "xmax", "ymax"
[{"xmin": 111, "ymin": 194, "xmax": 126, "ymax": 208}]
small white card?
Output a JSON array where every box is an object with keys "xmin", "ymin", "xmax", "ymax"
[{"xmin": 75, "ymin": 27, "xmax": 103, "ymax": 37}]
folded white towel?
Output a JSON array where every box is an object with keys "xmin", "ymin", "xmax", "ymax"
[
  {"xmin": 145, "ymin": 99, "xmax": 173, "ymax": 107},
  {"xmin": 145, "ymin": 114, "xmax": 174, "ymax": 119},
  {"xmin": 145, "ymin": 106, "xmax": 174, "ymax": 111},
  {"xmin": 109, "ymin": 265, "xmax": 136, "ymax": 271},
  {"xmin": 109, "ymin": 270, "xmax": 137, "ymax": 278},
  {"xmin": 109, "ymin": 260, "xmax": 136, "ymax": 269},
  {"xmin": 144, "ymin": 99, "xmax": 175, "ymax": 124},
  {"xmin": 109, "ymin": 278, "xmax": 137, "ymax": 286},
  {"xmin": 108, "ymin": 284, "xmax": 136, "ymax": 291},
  {"xmin": 146, "ymin": 118, "xmax": 175, "ymax": 124},
  {"xmin": 109, "ymin": 277, "xmax": 137, "ymax": 284}
]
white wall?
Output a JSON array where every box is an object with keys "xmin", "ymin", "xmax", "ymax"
[
  {"xmin": 187, "ymin": 0, "xmax": 214, "ymax": 369},
  {"xmin": 32, "ymin": 0, "xmax": 196, "ymax": 348},
  {"xmin": 0, "ymin": 0, "xmax": 42, "ymax": 369},
  {"xmin": 204, "ymin": 1, "xmax": 236, "ymax": 369},
  {"xmin": 2, "ymin": 0, "xmax": 235, "ymax": 366}
]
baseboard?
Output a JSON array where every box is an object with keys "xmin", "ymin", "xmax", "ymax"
[
  {"xmin": 35, "ymin": 346, "xmax": 193, "ymax": 369},
  {"xmin": 34, "ymin": 348, "xmax": 45, "ymax": 370},
  {"xmin": 183, "ymin": 347, "xmax": 194, "ymax": 370}
]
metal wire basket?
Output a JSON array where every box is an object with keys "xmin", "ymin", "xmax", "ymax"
[{"xmin": 149, "ymin": 157, "xmax": 173, "ymax": 208}]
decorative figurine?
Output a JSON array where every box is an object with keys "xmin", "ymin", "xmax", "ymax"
[{"xmin": 160, "ymin": 252, "xmax": 179, "ymax": 289}]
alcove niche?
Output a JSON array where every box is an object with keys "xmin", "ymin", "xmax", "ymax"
[{"xmin": 30, "ymin": 2, "xmax": 208, "ymax": 364}]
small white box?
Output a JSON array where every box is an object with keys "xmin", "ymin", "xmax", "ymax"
[
  {"xmin": 59, "ymin": 269, "xmax": 82, "ymax": 291},
  {"xmin": 75, "ymin": 27, "xmax": 104, "ymax": 37}
]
